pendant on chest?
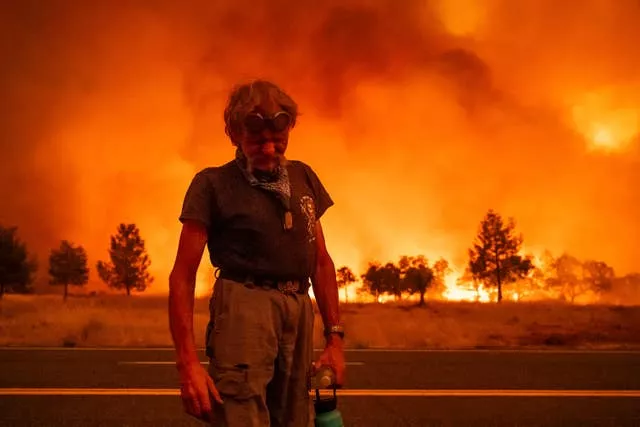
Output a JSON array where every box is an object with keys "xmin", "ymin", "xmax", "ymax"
[{"xmin": 283, "ymin": 211, "xmax": 293, "ymax": 231}]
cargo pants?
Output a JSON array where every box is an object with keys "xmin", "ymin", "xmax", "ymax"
[{"xmin": 206, "ymin": 277, "xmax": 315, "ymax": 427}]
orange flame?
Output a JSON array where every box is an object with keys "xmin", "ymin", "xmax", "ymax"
[{"xmin": 570, "ymin": 88, "xmax": 639, "ymax": 153}]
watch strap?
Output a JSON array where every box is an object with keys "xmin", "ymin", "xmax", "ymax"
[{"xmin": 324, "ymin": 324, "xmax": 345, "ymax": 338}]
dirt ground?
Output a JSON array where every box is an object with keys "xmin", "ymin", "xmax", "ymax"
[{"xmin": 1, "ymin": 294, "xmax": 639, "ymax": 350}]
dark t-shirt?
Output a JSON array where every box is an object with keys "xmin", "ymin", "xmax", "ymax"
[{"xmin": 179, "ymin": 159, "xmax": 333, "ymax": 280}]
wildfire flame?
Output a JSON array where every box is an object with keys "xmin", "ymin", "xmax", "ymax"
[
  {"xmin": 442, "ymin": 269, "xmax": 491, "ymax": 303},
  {"xmin": 571, "ymin": 89, "xmax": 639, "ymax": 153}
]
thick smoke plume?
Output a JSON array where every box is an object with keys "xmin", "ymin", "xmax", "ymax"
[{"xmin": 1, "ymin": 0, "xmax": 639, "ymax": 295}]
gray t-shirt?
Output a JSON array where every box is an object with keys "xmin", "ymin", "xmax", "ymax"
[{"xmin": 179, "ymin": 159, "xmax": 334, "ymax": 280}]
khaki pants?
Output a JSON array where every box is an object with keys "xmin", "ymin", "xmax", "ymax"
[{"xmin": 206, "ymin": 277, "xmax": 315, "ymax": 427}]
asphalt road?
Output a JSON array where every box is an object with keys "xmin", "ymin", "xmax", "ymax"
[{"xmin": 1, "ymin": 348, "xmax": 639, "ymax": 426}]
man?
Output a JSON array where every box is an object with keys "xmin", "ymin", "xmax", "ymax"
[{"xmin": 168, "ymin": 79, "xmax": 345, "ymax": 426}]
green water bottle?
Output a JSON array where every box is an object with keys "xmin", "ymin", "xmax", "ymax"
[{"xmin": 313, "ymin": 366, "xmax": 344, "ymax": 427}]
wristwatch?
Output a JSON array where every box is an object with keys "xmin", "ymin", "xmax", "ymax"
[{"xmin": 324, "ymin": 324, "xmax": 345, "ymax": 339}]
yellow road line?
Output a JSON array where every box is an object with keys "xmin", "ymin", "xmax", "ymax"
[
  {"xmin": 1, "ymin": 388, "xmax": 639, "ymax": 397},
  {"xmin": 334, "ymin": 390, "xmax": 640, "ymax": 397}
]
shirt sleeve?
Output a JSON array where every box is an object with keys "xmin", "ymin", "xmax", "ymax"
[
  {"xmin": 179, "ymin": 170, "xmax": 216, "ymax": 230},
  {"xmin": 302, "ymin": 163, "xmax": 334, "ymax": 220}
]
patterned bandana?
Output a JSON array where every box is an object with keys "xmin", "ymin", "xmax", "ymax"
[{"xmin": 234, "ymin": 148, "xmax": 291, "ymax": 212}]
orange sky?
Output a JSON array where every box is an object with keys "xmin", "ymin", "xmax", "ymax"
[{"xmin": 1, "ymin": 0, "xmax": 639, "ymax": 296}]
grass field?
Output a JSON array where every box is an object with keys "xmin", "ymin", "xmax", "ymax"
[{"xmin": 1, "ymin": 294, "xmax": 639, "ymax": 350}]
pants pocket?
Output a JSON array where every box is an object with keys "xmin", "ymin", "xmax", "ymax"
[{"xmin": 212, "ymin": 364, "xmax": 259, "ymax": 401}]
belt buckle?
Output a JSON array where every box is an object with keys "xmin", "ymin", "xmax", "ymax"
[{"xmin": 278, "ymin": 280, "xmax": 298, "ymax": 294}]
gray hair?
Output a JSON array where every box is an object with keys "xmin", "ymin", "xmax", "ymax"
[{"xmin": 223, "ymin": 79, "xmax": 299, "ymax": 144}]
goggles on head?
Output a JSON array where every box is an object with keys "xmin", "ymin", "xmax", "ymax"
[{"xmin": 243, "ymin": 111, "xmax": 292, "ymax": 134}]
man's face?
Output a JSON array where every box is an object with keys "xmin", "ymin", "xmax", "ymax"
[{"xmin": 235, "ymin": 100, "xmax": 292, "ymax": 173}]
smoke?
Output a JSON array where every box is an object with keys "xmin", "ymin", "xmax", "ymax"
[{"xmin": 1, "ymin": 0, "xmax": 639, "ymax": 294}]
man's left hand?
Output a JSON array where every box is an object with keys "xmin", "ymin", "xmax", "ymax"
[{"xmin": 314, "ymin": 334, "xmax": 346, "ymax": 387}]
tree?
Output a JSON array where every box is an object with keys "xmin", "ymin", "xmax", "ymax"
[
  {"xmin": 546, "ymin": 253, "xmax": 587, "ymax": 303},
  {"xmin": 582, "ymin": 260, "xmax": 615, "ymax": 296},
  {"xmin": 48, "ymin": 240, "xmax": 89, "ymax": 301},
  {"xmin": 513, "ymin": 263, "xmax": 547, "ymax": 301},
  {"xmin": 400, "ymin": 256, "xmax": 434, "ymax": 306},
  {"xmin": 96, "ymin": 223, "xmax": 153, "ymax": 296},
  {"xmin": 380, "ymin": 262, "xmax": 402, "ymax": 301},
  {"xmin": 467, "ymin": 210, "xmax": 533, "ymax": 302},
  {"xmin": 336, "ymin": 266, "xmax": 356, "ymax": 303},
  {"xmin": 362, "ymin": 262, "xmax": 385, "ymax": 302},
  {"xmin": 0, "ymin": 225, "xmax": 37, "ymax": 299}
]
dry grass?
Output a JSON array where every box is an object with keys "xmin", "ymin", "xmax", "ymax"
[
  {"xmin": 329, "ymin": 300, "xmax": 640, "ymax": 350},
  {"xmin": 1, "ymin": 294, "xmax": 639, "ymax": 350},
  {"xmin": 0, "ymin": 294, "xmax": 209, "ymax": 348}
]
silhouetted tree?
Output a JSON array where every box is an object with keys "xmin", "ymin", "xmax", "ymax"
[
  {"xmin": 380, "ymin": 262, "xmax": 402, "ymax": 301},
  {"xmin": 400, "ymin": 256, "xmax": 434, "ymax": 306},
  {"xmin": 513, "ymin": 263, "xmax": 547, "ymax": 301},
  {"xmin": 0, "ymin": 225, "xmax": 37, "ymax": 299},
  {"xmin": 49, "ymin": 240, "xmax": 89, "ymax": 301},
  {"xmin": 398, "ymin": 255, "xmax": 422, "ymax": 273},
  {"xmin": 468, "ymin": 210, "xmax": 533, "ymax": 302},
  {"xmin": 546, "ymin": 253, "xmax": 586, "ymax": 303},
  {"xmin": 96, "ymin": 223, "xmax": 153, "ymax": 296},
  {"xmin": 362, "ymin": 262, "xmax": 384, "ymax": 302},
  {"xmin": 336, "ymin": 266, "xmax": 356, "ymax": 303},
  {"xmin": 582, "ymin": 260, "xmax": 615, "ymax": 296},
  {"xmin": 398, "ymin": 256, "xmax": 414, "ymax": 283}
]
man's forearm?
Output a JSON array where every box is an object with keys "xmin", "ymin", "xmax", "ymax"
[
  {"xmin": 168, "ymin": 271, "xmax": 200, "ymax": 369},
  {"xmin": 312, "ymin": 256, "xmax": 341, "ymax": 338}
]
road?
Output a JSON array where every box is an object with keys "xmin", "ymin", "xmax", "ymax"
[{"xmin": 0, "ymin": 348, "xmax": 639, "ymax": 426}]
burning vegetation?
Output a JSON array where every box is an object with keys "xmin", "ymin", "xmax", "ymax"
[
  {"xmin": 1, "ymin": 208, "xmax": 638, "ymax": 305},
  {"xmin": 330, "ymin": 209, "xmax": 640, "ymax": 305}
]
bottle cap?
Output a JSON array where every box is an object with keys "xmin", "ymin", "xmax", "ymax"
[{"xmin": 314, "ymin": 365, "xmax": 335, "ymax": 389}]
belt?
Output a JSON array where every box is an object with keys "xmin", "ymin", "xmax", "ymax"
[{"xmin": 217, "ymin": 269, "xmax": 310, "ymax": 294}]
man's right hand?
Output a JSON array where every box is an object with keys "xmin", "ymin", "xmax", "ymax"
[
  {"xmin": 169, "ymin": 220, "xmax": 218, "ymax": 421},
  {"xmin": 178, "ymin": 360, "xmax": 223, "ymax": 423}
]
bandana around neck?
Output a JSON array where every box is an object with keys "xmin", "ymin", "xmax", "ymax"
[{"xmin": 234, "ymin": 148, "xmax": 292, "ymax": 213}]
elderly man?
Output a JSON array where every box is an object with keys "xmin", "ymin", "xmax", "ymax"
[{"xmin": 168, "ymin": 79, "xmax": 345, "ymax": 426}]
